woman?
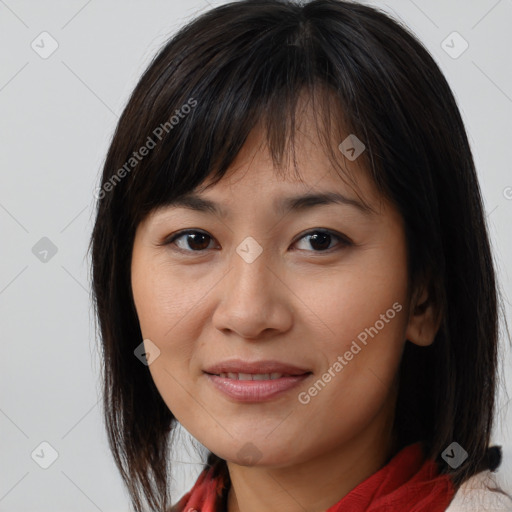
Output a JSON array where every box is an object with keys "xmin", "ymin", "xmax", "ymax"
[{"xmin": 89, "ymin": 1, "xmax": 511, "ymax": 510}]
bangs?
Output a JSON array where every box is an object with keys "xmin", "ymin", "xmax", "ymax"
[{"xmin": 111, "ymin": 2, "xmax": 392, "ymax": 231}]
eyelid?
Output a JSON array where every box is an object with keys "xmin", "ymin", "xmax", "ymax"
[
  {"xmin": 292, "ymin": 228, "xmax": 353, "ymax": 249},
  {"xmin": 159, "ymin": 228, "xmax": 353, "ymax": 254},
  {"xmin": 157, "ymin": 229, "xmax": 214, "ymax": 249}
]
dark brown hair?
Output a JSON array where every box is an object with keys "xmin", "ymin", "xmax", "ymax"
[{"xmin": 89, "ymin": 1, "xmax": 510, "ymax": 510}]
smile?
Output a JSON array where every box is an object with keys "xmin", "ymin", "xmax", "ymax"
[{"xmin": 204, "ymin": 372, "xmax": 312, "ymax": 402}]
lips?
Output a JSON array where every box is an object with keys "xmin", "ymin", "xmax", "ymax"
[
  {"xmin": 203, "ymin": 359, "xmax": 311, "ymax": 377},
  {"xmin": 217, "ymin": 372, "xmax": 289, "ymax": 380}
]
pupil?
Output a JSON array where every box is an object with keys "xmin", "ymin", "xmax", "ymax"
[
  {"xmin": 310, "ymin": 232, "xmax": 330, "ymax": 251},
  {"xmin": 189, "ymin": 233, "xmax": 209, "ymax": 250}
]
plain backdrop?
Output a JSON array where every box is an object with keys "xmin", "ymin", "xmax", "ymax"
[{"xmin": 0, "ymin": 0, "xmax": 511, "ymax": 510}]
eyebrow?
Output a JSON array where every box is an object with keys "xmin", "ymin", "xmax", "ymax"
[{"xmin": 163, "ymin": 191, "xmax": 374, "ymax": 218}]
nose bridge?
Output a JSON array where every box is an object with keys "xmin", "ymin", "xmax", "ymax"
[
  {"xmin": 212, "ymin": 235, "xmax": 292, "ymax": 337},
  {"xmin": 229, "ymin": 235, "xmax": 273, "ymax": 303}
]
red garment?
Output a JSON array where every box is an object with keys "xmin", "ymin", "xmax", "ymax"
[{"xmin": 171, "ymin": 442, "xmax": 456, "ymax": 512}]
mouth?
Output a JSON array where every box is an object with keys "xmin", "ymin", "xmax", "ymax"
[
  {"xmin": 203, "ymin": 358, "xmax": 312, "ymax": 377},
  {"xmin": 203, "ymin": 370, "xmax": 313, "ymax": 402},
  {"xmin": 202, "ymin": 359, "xmax": 313, "ymax": 401},
  {"xmin": 205, "ymin": 371, "xmax": 312, "ymax": 380}
]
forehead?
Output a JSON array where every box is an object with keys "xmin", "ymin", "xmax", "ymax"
[
  {"xmin": 193, "ymin": 116, "xmax": 380, "ymax": 215},
  {"xmin": 145, "ymin": 131, "xmax": 383, "ymax": 229}
]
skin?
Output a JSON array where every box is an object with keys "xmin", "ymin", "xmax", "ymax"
[{"xmin": 131, "ymin": 98, "xmax": 439, "ymax": 512}]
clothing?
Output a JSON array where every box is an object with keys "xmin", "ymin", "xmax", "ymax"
[
  {"xmin": 170, "ymin": 441, "xmax": 457, "ymax": 511},
  {"xmin": 445, "ymin": 470, "xmax": 512, "ymax": 512}
]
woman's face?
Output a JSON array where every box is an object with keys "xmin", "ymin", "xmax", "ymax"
[{"xmin": 131, "ymin": 111, "xmax": 418, "ymax": 468}]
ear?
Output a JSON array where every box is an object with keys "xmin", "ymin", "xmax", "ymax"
[{"xmin": 405, "ymin": 282, "xmax": 441, "ymax": 347}]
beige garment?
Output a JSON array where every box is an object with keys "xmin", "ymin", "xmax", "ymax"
[{"xmin": 446, "ymin": 471, "xmax": 512, "ymax": 512}]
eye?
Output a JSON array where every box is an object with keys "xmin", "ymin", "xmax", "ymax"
[
  {"xmin": 163, "ymin": 230, "xmax": 217, "ymax": 252},
  {"xmin": 292, "ymin": 229, "xmax": 352, "ymax": 252},
  {"xmin": 161, "ymin": 228, "xmax": 352, "ymax": 254}
]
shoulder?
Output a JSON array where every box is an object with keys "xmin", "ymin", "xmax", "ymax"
[{"xmin": 445, "ymin": 471, "xmax": 512, "ymax": 512}]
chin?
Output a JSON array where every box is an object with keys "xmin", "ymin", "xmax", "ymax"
[{"xmin": 220, "ymin": 442, "xmax": 298, "ymax": 469}]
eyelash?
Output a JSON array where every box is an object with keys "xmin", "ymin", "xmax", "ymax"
[{"xmin": 159, "ymin": 229, "xmax": 353, "ymax": 255}]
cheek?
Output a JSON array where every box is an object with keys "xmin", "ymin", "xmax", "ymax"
[
  {"xmin": 131, "ymin": 256, "xmax": 212, "ymax": 419},
  {"xmin": 131, "ymin": 255, "xmax": 195, "ymax": 341},
  {"xmin": 299, "ymin": 293, "xmax": 406, "ymax": 414},
  {"xmin": 293, "ymin": 251, "xmax": 409, "ymax": 354}
]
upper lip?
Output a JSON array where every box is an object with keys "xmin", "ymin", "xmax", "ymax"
[{"xmin": 203, "ymin": 359, "xmax": 311, "ymax": 376}]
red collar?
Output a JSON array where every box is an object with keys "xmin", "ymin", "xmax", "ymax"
[{"xmin": 171, "ymin": 442, "xmax": 455, "ymax": 512}]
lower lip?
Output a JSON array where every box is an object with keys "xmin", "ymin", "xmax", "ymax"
[{"xmin": 205, "ymin": 373, "xmax": 311, "ymax": 402}]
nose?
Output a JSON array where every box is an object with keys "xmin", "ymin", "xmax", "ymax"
[{"xmin": 211, "ymin": 246, "xmax": 293, "ymax": 340}]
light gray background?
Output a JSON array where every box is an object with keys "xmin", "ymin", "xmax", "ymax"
[{"xmin": 1, "ymin": 0, "xmax": 511, "ymax": 510}]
